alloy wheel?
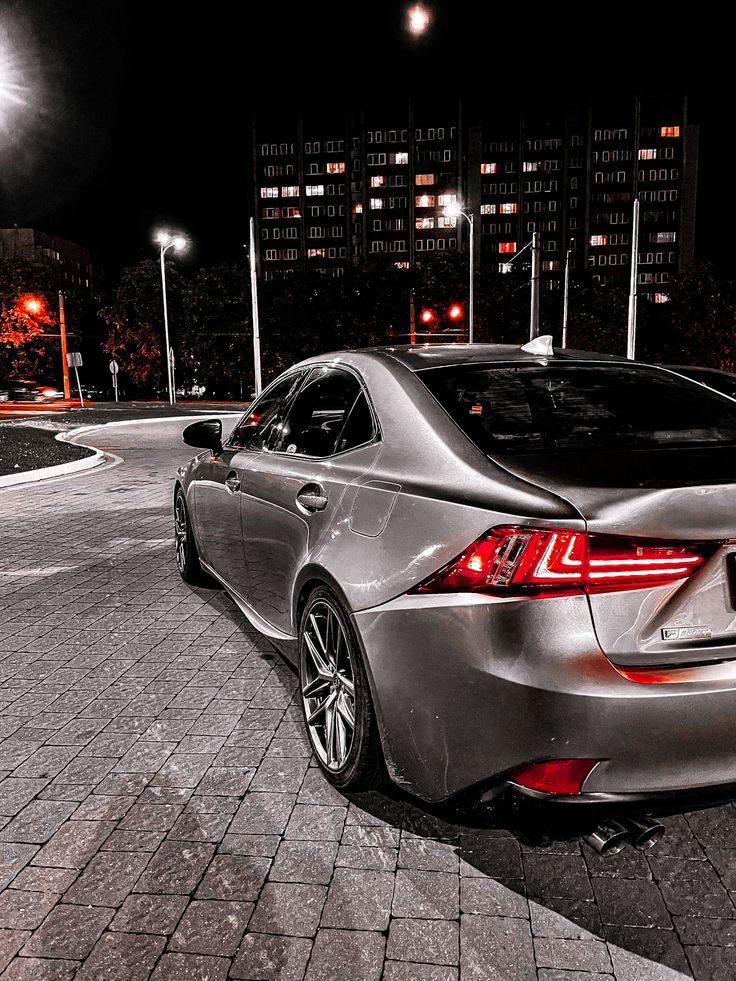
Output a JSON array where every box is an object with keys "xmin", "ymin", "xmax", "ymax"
[
  {"xmin": 174, "ymin": 494, "xmax": 188, "ymax": 572},
  {"xmin": 301, "ymin": 600, "xmax": 356, "ymax": 770}
]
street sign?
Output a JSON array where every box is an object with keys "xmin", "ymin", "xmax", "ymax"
[
  {"xmin": 109, "ymin": 360, "xmax": 119, "ymax": 375},
  {"xmin": 169, "ymin": 347, "xmax": 175, "ymax": 367},
  {"xmin": 66, "ymin": 352, "xmax": 83, "ymax": 367}
]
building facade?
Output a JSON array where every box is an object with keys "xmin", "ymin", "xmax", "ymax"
[
  {"xmin": 252, "ymin": 94, "xmax": 697, "ymax": 303},
  {"xmin": 0, "ymin": 228, "xmax": 103, "ymax": 301}
]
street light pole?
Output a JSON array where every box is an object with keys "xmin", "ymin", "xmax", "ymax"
[
  {"xmin": 627, "ymin": 197, "xmax": 640, "ymax": 360},
  {"xmin": 58, "ymin": 291, "xmax": 71, "ymax": 399},
  {"xmin": 529, "ymin": 231, "xmax": 541, "ymax": 341},
  {"xmin": 443, "ymin": 203, "xmax": 475, "ymax": 343},
  {"xmin": 155, "ymin": 231, "xmax": 187, "ymax": 405},
  {"xmin": 561, "ymin": 249, "xmax": 571, "ymax": 349}
]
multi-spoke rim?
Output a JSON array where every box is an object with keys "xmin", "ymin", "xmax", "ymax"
[
  {"xmin": 174, "ymin": 494, "xmax": 188, "ymax": 572},
  {"xmin": 301, "ymin": 599, "xmax": 356, "ymax": 771}
]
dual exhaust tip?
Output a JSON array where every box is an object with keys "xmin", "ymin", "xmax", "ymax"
[{"xmin": 582, "ymin": 814, "xmax": 665, "ymax": 855}]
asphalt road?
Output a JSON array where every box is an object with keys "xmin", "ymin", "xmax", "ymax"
[{"xmin": 1, "ymin": 418, "xmax": 735, "ymax": 980}]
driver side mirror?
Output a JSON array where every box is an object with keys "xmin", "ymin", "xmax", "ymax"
[{"xmin": 182, "ymin": 419, "xmax": 223, "ymax": 454}]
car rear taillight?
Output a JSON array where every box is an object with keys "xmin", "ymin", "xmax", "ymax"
[
  {"xmin": 414, "ymin": 526, "xmax": 715, "ymax": 597},
  {"xmin": 508, "ymin": 758, "xmax": 600, "ymax": 795}
]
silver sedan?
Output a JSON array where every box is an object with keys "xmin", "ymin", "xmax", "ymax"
[{"xmin": 173, "ymin": 342, "xmax": 736, "ymax": 822}]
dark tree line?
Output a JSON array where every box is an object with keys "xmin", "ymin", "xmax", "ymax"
[{"xmin": 2, "ymin": 251, "xmax": 735, "ymax": 396}]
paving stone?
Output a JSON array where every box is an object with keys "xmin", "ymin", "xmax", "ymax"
[
  {"xmin": 386, "ymin": 918, "xmax": 459, "ymax": 965},
  {"xmin": 270, "ymin": 840, "xmax": 338, "ymax": 885},
  {"xmin": 0, "ymin": 844, "xmax": 38, "ymax": 890},
  {"xmin": 457, "ymin": 834, "xmax": 523, "ymax": 879},
  {"xmin": 0, "ymin": 889, "xmax": 60, "ymax": 930},
  {"xmin": 336, "ymin": 843, "xmax": 397, "ymax": 871},
  {"xmin": 0, "ymin": 779, "xmax": 48, "ymax": 818},
  {"xmin": 218, "ymin": 833, "xmax": 281, "ymax": 857},
  {"xmin": 461, "ymin": 877, "xmax": 529, "ymax": 918},
  {"xmin": 101, "ymin": 830, "xmax": 165, "ymax": 852},
  {"xmin": 115, "ymin": 741, "xmax": 177, "ymax": 774},
  {"xmin": 250, "ymin": 757, "xmax": 310, "ymax": 794},
  {"xmin": 196, "ymin": 854, "xmax": 271, "ymax": 900},
  {"xmin": 148, "ymin": 952, "xmax": 230, "ymax": 981},
  {"xmin": 604, "ymin": 924, "xmax": 691, "ymax": 975},
  {"xmin": 341, "ymin": 823, "xmax": 400, "ymax": 848},
  {"xmin": 133, "ymin": 840, "xmax": 215, "ymax": 894},
  {"xmin": 285, "ymin": 804, "xmax": 346, "ymax": 841},
  {"xmin": 230, "ymin": 932, "xmax": 312, "ymax": 980},
  {"xmin": 74, "ymin": 931, "xmax": 166, "ymax": 981},
  {"xmin": 110, "ymin": 893, "xmax": 188, "ymax": 935},
  {"xmin": 304, "ymin": 928, "xmax": 385, "ymax": 981},
  {"xmin": 229, "ymin": 792, "xmax": 297, "ymax": 835},
  {"xmin": 673, "ymin": 914, "xmax": 736, "ymax": 945},
  {"xmin": 392, "ymin": 869, "xmax": 459, "ymax": 920},
  {"xmin": 591, "ymin": 874, "xmax": 672, "ymax": 929},
  {"xmin": 0, "ymin": 801, "xmax": 75, "ymax": 844},
  {"xmin": 460, "ymin": 914, "xmax": 536, "ymax": 981},
  {"xmin": 71, "ymin": 795, "xmax": 135, "ymax": 821},
  {"xmin": 195, "ymin": 766, "xmax": 253, "ymax": 796},
  {"xmin": 524, "ymin": 854, "xmax": 595, "ymax": 902},
  {"xmin": 118, "ymin": 803, "xmax": 183, "ymax": 832},
  {"xmin": 533, "ymin": 937, "xmax": 612, "ymax": 973},
  {"xmin": 536, "ymin": 973, "xmax": 613, "ymax": 981},
  {"xmin": 21, "ymin": 904, "xmax": 113, "ymax": 959},
  {"xmin": 656, "ymin": 865, "xmax": 735, "ymax": 917},
  {"xmin": 10, "ymin": 866, "xmax": 77, "ymax": 893},
  {"xmin": 382, "ymin": 964, "xmax": 458, "ymax": 981},
  {"xmin": 0, "ymin": 957, "xmax": 78, "ymax": 980},
  {"xmin": 166, "ymin": 808, "xmax": 231, "ymax": 842},
  {"xmin": 249, "ymin": 882, "xmax": 327, "ymax": 937},
  {"xmin": 399, "ymin": 838, "xmax": 460, "ymax": 874},
  {"xmin": 32, "ymin": 819, "xmax": 116, "ymax": 867},
  {"xmin": 169, "ymin": 899, "xmax": 253, "ymax": 956},
  {"xmin": 151, "ymin": 754, "xmax": 215, "ymax": 788},
  {"xmin": 321, "ymin": 868, "xmax": 394, "ymax": 930},
  {"xmin": 63, "ymin": 849, "xmax": 150, "ymax": 906}
]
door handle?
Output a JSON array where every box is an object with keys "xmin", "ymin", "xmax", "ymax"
[
  {"xmin": 225, "ymin": 472, "xmax": 241, "ymax": 493},
  {"xmin": 297, "ymin": 484, "xmax": 328, "ymax": 512}
]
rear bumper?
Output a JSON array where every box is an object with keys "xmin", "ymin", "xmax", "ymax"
[{"xmin": 352, "ymin": 591, "xmax": 736, "ymax": 804}]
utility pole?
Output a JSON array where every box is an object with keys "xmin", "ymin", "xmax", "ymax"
[
  {"xmin": 561, "ymin": 249, "xmax": 571, "ymax": 349},
  {"xmin": 58, "ymin": 291, "xmax": 71, "ymax": 399},
  {"xmin": 249, "ymin": 217, "xmax": 262, "ymax": 396},
  {"xmin": 627, "ymin": 197, "xmax": 640, "ymax": 360},
  {"xmin": 409, "ymin": 288, "xmax": 416, "ymax": 345},
  {"xmin": 529, "ymin": 231, "xmax": 541, "ymax": 340}
]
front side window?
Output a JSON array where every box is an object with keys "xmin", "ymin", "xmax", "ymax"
[
  {"xmin": 271, "ymin": 367, "xmax": 373, "ymax": 457},
  {"xmin": 417, "ymin": 363, "xmax": 736, "ymax": 455},
  {"xmin": 227, "ymin": 372, "xmax": 304, "ymax": 450}
]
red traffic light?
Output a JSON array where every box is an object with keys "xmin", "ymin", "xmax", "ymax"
[
  {"xmin": 420, "ymin": 308, "xmax": 435, "ymax": 324},
  {"xmin": 447, "ymin": 303, "xmax": 463, "ymax": 320}
]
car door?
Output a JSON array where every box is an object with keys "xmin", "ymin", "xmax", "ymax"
[
  {"xmin": 192, "ymin": 371, "xmax": 305, "ymax": 600},
  {"xmin": 240, "ymin": 365, "xmax": 381, "ymax": 635}
]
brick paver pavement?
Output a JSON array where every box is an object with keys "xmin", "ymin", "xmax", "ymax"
[{"xmin": 0, "ymin": 418, "xmax": 735, "ymax": 979}]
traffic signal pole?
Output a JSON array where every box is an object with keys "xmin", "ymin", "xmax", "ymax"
[{"xmin": 58, "ymin": 292, "xmax": 71, "ymax": 399}]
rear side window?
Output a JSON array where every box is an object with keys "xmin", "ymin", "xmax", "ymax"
[
  {"xmin": 272, "ymin": 367, "xmax": 372, "ymax": 457},
  {"xmin": 417, "ymin": 362, "xmax": 736, "ymax": 454},
  {"xmin": 228, "ymin": 372, "xmax": 304, "ymax": 449}
]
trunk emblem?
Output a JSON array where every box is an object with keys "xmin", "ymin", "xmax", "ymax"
[{"xmin": 661, "ymin": 626, "xmax": 712, "ymax": 641}]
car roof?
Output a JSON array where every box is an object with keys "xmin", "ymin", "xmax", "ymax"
[
  {"xmin": 663, "ymin": 364, "xmax": 734, "ymax": 377},
  {"xmin": 300, "ymin": 343, "xmax": 638, "ymax": 373}
]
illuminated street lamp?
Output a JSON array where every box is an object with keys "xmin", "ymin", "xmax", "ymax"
[
  {"xmin": 407, "ymin": 4, "xmax": 431, "ymax": 35},
  {"xmin": 443, "ymin": 202, "xmax": 475, "ymax": 343},
  {"xmin": 155, "ymin": 230, "xmax": 187, "ymax": 405}
]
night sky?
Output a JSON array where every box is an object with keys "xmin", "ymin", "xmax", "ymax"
[{"xmin": 1, "ymin": 1, "xmax": 731, "ymax": 276}]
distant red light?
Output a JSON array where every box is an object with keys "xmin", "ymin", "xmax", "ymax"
[
  {"xmin": 447, "ymin": 304, "xmax": 463, "ymax": 320},
  {"xmin": 420, "ymin": 308, "xmax": 434, "ymax": 324}
]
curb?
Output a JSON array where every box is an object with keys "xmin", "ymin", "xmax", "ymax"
[{"xmin": 0, "ymin": 413, "xmax": 241, "ymax": 489}]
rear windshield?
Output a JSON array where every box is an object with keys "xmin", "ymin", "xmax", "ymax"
[{"xmin": 417, "ymin": 362, "xmax": 736, "ymax": 454}]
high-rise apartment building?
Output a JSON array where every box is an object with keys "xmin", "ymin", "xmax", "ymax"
[{"xmin": 252, "ymin": 94, "xmax": 697, "ymax": 303}]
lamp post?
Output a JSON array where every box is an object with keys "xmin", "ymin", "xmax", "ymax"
[
  {"xmin": 443, "ymin": 203, "xmax": 475, "ymax": 343},
  {"xmin": 155, "ymin": 230, "xmax": 187, "ymax": 405}
]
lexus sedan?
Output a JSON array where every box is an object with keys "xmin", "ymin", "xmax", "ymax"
[{"xmin": 173, "ymin": 341, "xmax": 736, "ymax": 817}]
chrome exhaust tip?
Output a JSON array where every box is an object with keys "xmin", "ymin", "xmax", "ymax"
[
  {"xmin": 620, "ymin": 814, "xmax": 665, "ymax": 850},
  {"xmin": 581, "ymin": 819, "xmax": 631, "ymax": 855}
]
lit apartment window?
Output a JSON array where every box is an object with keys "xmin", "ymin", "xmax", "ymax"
[
  {"xmin": 660, "ymin": 126, "xmax": 680, "ymax": 138},
  {"xmin": 523, "ymin": 161, "xmax": 539, "ymax": 172},
  {"xmin": 416, "ymin": 174, "xmax": 435, "ymax": 185},
  {"xmin": 639, "ymin": 149, "xmax": 657, "ymax": 160},
  {"xmin": 306, "ymin": 185, "xmax": 324, "ymax": 196},
  {"xmin": 480, "ymin": 204, "xmax": 496, "ymax": 215},
  {"xmin": 307, "ymin": 248, "xmax": 326, "ymax": 258},
  {"xmin": 499, "ymin": 203, "xmax": 517, "ymax": 214},
  {"xmin": 261, "ymin": 187, "xmax": 279, "ymax": 198},
  {"xmin": 262, "ymin": 208, "xmax": 281, "ymax": 219},
  {"xmin": 282, "ymin": 207, "xmax": 300, "ymax": 218},
  {"xmin": 415, "ymin": 194, "xmax": 435, "ymax": 208},
  {"xmin": 655, "ymin": 231, "xmax": 677, "ymax": 243},
  {"xmin": 395, "ymin": 261, "xmax": 410, "ymax": 270},
  {"xmin": 326, "ymin": 162, "xmax": 345, "ymax": 174},
  {"xmin": 370, "ymin": 176, "xmax": 385, "ymax": 188},
  {"xmin": 353, "ymin": 203, "xmax": 363, "ymax": 214},
  {"xmin": 437, "ymin": 193, "xmax": 456, "ymax": 206},
  {"xmin": 416, "ymin": 217, "xmax": 435, "ymax": 229},
  {"xmin": 438, "ymin": 216, "xmax": 456, "ymax": 228},
  {"xmin": 281, "ymin": 186, "xmax": 299, "ymax": 197},
  {"xmin": 543, "ymin": 260, "xmax": 560, "ymax": 272},
  {"xmin": 654, "ymin": 293, "xmax": 670, "ymax": 303},
  {"xmin": 499, "ymin": 242, "xmax": 516, "ymax": 253},
  {"xmin": 481, "ymin": 163, "xmax": 497, "ymax": 174},
  {"xmin": 370, "ymin": 198, "xmax": 385, "ymax": 209},
  {"xmin": 390, "ymin": 152, "xmax": 409, "ymax": 164},
  {"xmin": 589, "ymin": 235, "xmax": 608, "ymax": 246}
]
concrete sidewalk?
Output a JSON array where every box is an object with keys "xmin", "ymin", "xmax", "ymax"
[{"xmin": 0, "ymin": 419, "xmax": 733, "ymax": 980}]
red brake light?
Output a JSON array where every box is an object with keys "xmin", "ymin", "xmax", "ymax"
[
  {"xmin": 414, "ymin": 526, "xmax": 713, "ymax": 597},
  {"xmin": 508, "ymin": 758, "xmax": 599, "ymax": 795}
]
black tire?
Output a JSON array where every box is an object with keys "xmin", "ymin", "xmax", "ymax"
[
  {"xmin": 174, "ymin": 487, "xmax": 212, "ymax": 586},
  {"xmin": 299, "ymin": 587, "xmax": 382, "ymax": 791}
]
